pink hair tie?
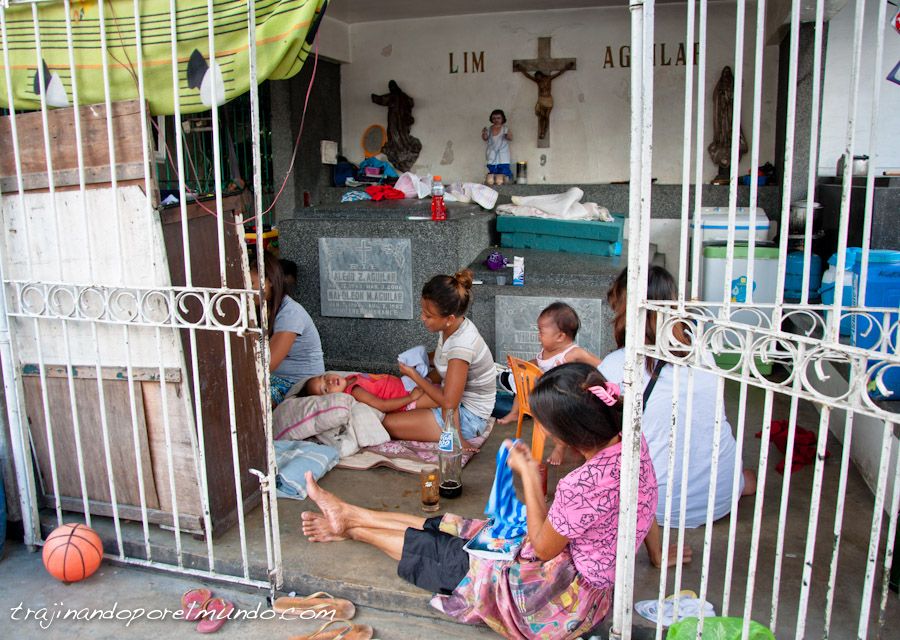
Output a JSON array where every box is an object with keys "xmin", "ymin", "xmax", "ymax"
[{"xmin": 588, "ymin": 382, "xmax": 621, "ymax": 406}]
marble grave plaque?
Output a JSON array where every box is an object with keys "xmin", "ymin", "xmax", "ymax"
[
  {"xmin": 495, "ymin": 295, "xmax": 604, "ymax": 364},
  {"xmin": 319, "ymin": 238, "xmax": 413, "ymax": 319}
]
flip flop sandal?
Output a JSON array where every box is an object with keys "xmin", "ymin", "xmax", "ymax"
[
  {"xmin": 274, "ymin": 592, "xmax": 356, "ymax": 621},
  {"xmin": 288, "ymin": 620, "xmax": 374, "ymax": 640},
  {"xmin": 195, "ymin": 597, "xmax": 234, "ymax": 634},
  {"xmin": 180, "ymin": 588, "xmax": 213, "ymax": 621}
]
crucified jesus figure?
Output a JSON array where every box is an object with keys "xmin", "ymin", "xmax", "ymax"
[{"xmin": 518, "ymin": 65, "xmax": 572, "ymax": 140}]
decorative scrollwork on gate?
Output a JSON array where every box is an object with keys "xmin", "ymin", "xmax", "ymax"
[
  {"xmin": 645, "ymin": 301, "xmax": 900, "ymax": 420},
  {"xmin": 5, "ymin": 281, "xmax": 259, "ymax": 334}
]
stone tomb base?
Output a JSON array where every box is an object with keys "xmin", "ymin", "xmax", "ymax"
[{"xmin": 280, "ymin": 198, "xmax": 661, "ymax": 372}]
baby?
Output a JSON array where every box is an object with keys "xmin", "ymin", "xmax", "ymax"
[
  {"xmin": 499, "ymin": 302, "xmax": 601, "ymax": 464},
  {"xmin": 302, "ymin": 372, "xmax": 431, "ymax": 414}
]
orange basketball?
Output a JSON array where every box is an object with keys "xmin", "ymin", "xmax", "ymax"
[{"xmin": 42, "ymin": 523, "xmax": 104, "ymax": 583}]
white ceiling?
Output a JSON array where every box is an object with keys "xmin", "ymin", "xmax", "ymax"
[{"xmin": 325, "ymin": 0, "xmax": 647, "ymax": 24}]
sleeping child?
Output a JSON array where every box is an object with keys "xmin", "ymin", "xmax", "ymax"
[{"xmin": 302, "ymin": 372, "xmax": 437, "ymax": 414}]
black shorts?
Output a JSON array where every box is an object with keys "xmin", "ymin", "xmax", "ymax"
[{"xmin": 397, "ymin": 516, "xmax": 470, "ymax": 595}]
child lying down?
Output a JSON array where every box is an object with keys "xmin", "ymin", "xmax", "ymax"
[{"xmin": 301, "ymin": 372, "xmax": 439, "ymax": 414}]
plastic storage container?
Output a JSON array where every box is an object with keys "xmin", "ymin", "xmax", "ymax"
[
  {"xmin": 785, "ymin": 252, "xmax": 823, "ymax": 301},
  {"xmin": 702, "ymin": 244, "xmax": 780, "ymax": 315},
  {"xmin": 691, "ymin": 207, "xmax": 774, "ymax": 244},
  {"xmin": 850, "ymin": 250, "xmax": 900, "ymax": 398},
  {"xmin": 702, "ymin": 243, "xmax": 780, "ymax": 374},
  {"xmin": 819, "ymin": 250, "xmax": 859, "ymax": 336}
]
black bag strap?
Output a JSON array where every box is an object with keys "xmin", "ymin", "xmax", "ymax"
[{"xmin": 642, "ymin": 359, "xmax": 666, "ymax": 408}]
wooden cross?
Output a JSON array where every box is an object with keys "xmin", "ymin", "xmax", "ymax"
[{"xmin": 513, "ymin": 37, "xmax": 577, "ymax": 148}]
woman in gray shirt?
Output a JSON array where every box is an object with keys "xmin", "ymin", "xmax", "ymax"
[{"xmin": 251, "ymin": 252, "xmax": 324, "ymax": 406}]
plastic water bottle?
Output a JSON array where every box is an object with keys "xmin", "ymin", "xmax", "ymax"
[
  {"xmin": 431, "ymin": 175, "xmax": 447, "ymax": 221},
  {"xmin": 438, "ymin": 408, "xmax": 463, "ymax": 498}
]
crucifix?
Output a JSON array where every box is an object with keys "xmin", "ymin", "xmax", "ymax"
[{"xmin": 513, "ymin": 37, "xmax": 576, "ymax": 148}]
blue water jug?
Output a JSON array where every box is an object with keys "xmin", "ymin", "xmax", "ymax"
[{"xmin": 785, "ymin": 252, "xmax": 822, "ymax": 301}]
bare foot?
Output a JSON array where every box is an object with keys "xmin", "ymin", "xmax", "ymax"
[
  {"xmin": 742, "ymin": 468, "xmax": 758, "ymax": 496},
  {"xmin": 304, "ymin": 471, "xmax": 352, "ymax": 538},
  {"xmin": 547, "ymin": 446, "xmax": 565, "ymax": 466},
  {"xmin": 497, "ymin": 410, "xmax": 519, "ymax": 425},
  {"xmin": 301, "ymin": 511, "xmax": 347, "ymax": 543},
  {"xmin": 649, "ymin": 542, "xmax": 694, "ymax": 568}
]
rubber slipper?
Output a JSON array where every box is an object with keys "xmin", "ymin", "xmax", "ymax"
[
  {"xmin": 274, "ymin": 591, "xmax": 356, "ymax": 620},
  {"xmin": 288, "ymin": 620, "xmax": 374, "ymax": 640},
  {"xmin": 195, "ymin": 597, "xmax": 234, "ymax": 634},
  {"xmin": 180, "ymin": 588, "xmax": 213, "ymax": 621}
]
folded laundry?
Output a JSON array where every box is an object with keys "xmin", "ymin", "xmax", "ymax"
[{"xmin": 341, "ymin": 190, "xmax": 372, "ymax": 203}]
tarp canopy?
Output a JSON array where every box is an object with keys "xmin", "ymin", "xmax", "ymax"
[{"xmin": 0, "ymin": 0, "xmax": 328, "ymax": 115}]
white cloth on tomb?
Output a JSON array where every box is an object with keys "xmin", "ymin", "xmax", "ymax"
[
  {"xmin": 499, "ymin": 186, "xmax": 612, "ymax": 221},
  {"xmin": 447, "ymin": 182, "xmax": 498, "ymax": 210}
]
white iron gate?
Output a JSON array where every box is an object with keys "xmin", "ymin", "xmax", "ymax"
[
  {"xmin": 0, "ymin": 0, "xmax": 332, "ymax": 592},
  {"xmin": 615, "ymin": 1, "xmax": 899, "ymax": 638}
]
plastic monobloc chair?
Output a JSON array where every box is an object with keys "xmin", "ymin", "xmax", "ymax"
[{"xmin": 506, "ymin": 355, "xmax": 546, "ymax": 462}]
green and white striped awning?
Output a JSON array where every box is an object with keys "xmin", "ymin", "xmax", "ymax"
[{"xmin": 0, "ymin": 0, "xmax": 327, "ymax": 114}]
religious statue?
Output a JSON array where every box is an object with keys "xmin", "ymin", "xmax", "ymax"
[
  {"xmin": 517, "ymin": 66, "xmax": 572, "ymax": 141},
  {"xmin": 481, "ymin": 109, "xmax": 513, "ymax": 185},
  {"xmin": 371, "ymin": 80, "xmax": 422, "ymax": 172},
  {"xmin": 707, "ymin": 66, "xmax": 748, "ymax": 184},
  {"xmin": 513, "ymin": 37, "xmax": 577, "ymax": 148}
]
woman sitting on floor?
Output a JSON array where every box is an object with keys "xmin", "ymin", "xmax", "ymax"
[
  {"xmin": 599, "ymin": 266, "xmax": 756, "ymax": 564},
  {"xmin": 389, "ymin": 269, "xmax": 495, "ymax": 451},
  {"xmin": 251, "ymin": 252, "xmax": 325, "ymax": 407},
  {"xmin": 300, "ymin": 363, "xmax": 658, "ymax": 639}
]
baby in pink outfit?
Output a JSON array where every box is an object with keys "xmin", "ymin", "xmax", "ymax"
[{"xmin": 499, "ymin": 302, "xmax": 602, "ymax": 464}]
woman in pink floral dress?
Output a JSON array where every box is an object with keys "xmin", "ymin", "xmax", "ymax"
[{"xmin": 301, "ymin": 363, "xmax": 658, "ymax": 639}]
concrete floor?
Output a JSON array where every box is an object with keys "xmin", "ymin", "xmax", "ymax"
[{"xmin": 19, "ymin": 379, "xmax": 900, "ymax": 638}]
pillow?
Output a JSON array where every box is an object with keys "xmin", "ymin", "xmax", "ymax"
[
  {"xmin": 274, "ymin": 440, "xmax": 340, "ymax": 500},
  {"xmin": 273, "ymin": 392, "xmax": 354, "ymax": 441}
]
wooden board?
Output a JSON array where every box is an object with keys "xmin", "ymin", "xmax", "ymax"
[
  {"xmin": 24, "ymin": 377, "xmax": 160, "ymax": 510},
  {"xmin": 160, "ymin": 195, "xmax": 266, "ymax": 536},
  {"xmin": 0, "ymin": 99, "xmax": 150, "ymax": 192},
  {"xmin": 22, "ymin": 364, "xmax": 181, "ymax": 383},
  {"xmin": 140, "ymin": 380, "xmax": 202, "ymax": 517}
]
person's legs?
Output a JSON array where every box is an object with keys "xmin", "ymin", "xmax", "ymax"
[
  {"xmin": 382, "ymin": 407, "xmax": 442, "ymax": 441},
  {"xmin": 302, "ymin": 472, "xmax": 427, "ymax": 536},
  {"xmin": 497, "ymin": 396, "xmax": 520, "ymax": 425},
  {"xmin": 410, "ymin": 394, "xmax": 439, "ymax": 410},
  {"xmin": 348, "ymin": 527, "xmax": 406, "ymax": 561}
]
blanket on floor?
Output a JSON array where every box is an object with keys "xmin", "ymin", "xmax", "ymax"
[{"xmin": 337, "ymin": 419, "xmax": 495, "ymax": 474}]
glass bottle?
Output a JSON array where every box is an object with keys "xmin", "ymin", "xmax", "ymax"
[{"xmin": 438, "ymin": 408, "xmax": 463, "ymax": 498}]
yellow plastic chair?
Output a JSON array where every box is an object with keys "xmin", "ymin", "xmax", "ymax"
[{"xmin": 506, "ymin": 355, "xmax": 547, "ymax": 462}]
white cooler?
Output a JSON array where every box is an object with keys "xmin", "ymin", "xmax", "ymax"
[
  {"xmin": 691, "ymin": 207, "xmax": 775, "ymax": 244},
  {"xmin": 701, "ymin": 243, "xmax": 780, "ymax": 322}
]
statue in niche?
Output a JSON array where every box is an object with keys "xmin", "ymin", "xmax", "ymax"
[
  {"xmin": 371, "ymin": 80, "xmax": 422, "ymax": 172},
  {"xmin": 708, "ymin": 66, "xmax": 748, "ymax": 184}
]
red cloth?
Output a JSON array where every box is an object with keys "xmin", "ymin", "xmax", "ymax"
[
  {"xmin": 365, "ymin": 185, "xmax": 406, "ymax": 201},
  {"xmin": 345, "ymin": 373, "xmax": 408, "ymax": 401},
  {"xmin": 755, "ymin": 419, "xmax": 830, "ymax": 474}
]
